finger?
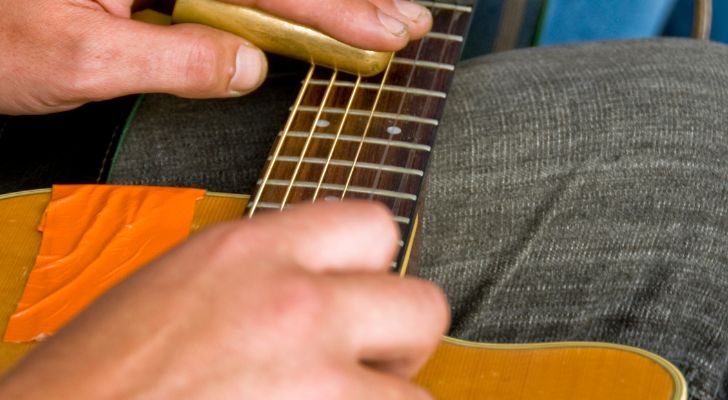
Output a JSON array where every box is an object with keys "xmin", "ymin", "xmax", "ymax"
[
  {"xmin": 224, "ymin": 0, "xmax": 432, "ymax": 51},
  {"xmin": 368, "ymin": 0, "xmax": 433, "ymax": 39},
  {"xmin": 325, "ymin": 273, "xmax": 449, "ymax": 378},
  {"xmin": 346, "ymin": 365, "xmax": 434, "ymax": 400},
  {"xmin": 232, "ymin": 201, "xmax": 400, "ymax": 273},
  {"xmin": 69, "ymin": 15, "xmax": 267, "ymax": 101}
]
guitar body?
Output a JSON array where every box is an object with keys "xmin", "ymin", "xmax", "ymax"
[
  {"xmin": 0, "ymin": 190, "xmax": 687, "ymax": 399},
  {"xmin": 0, "ymin": 0, "xmax": 696, "ymax": 396}
]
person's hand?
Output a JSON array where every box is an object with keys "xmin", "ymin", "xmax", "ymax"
[
  {"xmin": 0, "ymin": 201, "xmax": 449, "ymax": 399},
  {"xmin": 0, "ymin": 0, "xmax": 432, "ymax": 115}
]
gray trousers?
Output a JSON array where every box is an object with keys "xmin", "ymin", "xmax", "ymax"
[{"xmin": 110, "ymin": 39, "xmax": 728, "ymax": 400}]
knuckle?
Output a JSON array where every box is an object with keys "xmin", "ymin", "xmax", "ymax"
[
  {"xmin": 178, "ymin": 33, "xmax": 229, "ymax": 94},
  {"xmin": 207, "ymin": 224, "xmax": 250, "ymax": 260},
  {"xmin": 35, "ymin": 18, "xmax": 104, "ymax": 103},
  {"xmin": 310, "ymin": 364, "xmax": 349, "ymax": 398},
  {"xmin": 267, "ymin": 273, "xmax": 330, "ymax": 332},
  {"xmin": 60, "ymin": 61, "xmax": 98, "ymax": 102}
]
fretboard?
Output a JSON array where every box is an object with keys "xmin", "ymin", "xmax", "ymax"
[{"xmin": 248, "ymin": 1, "xmax": 476, "ymax": 272}]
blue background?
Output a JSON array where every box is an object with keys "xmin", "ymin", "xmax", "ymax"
[{"xmin": 463, "ymin": 0, "xmax": 727, "ymax": 59}]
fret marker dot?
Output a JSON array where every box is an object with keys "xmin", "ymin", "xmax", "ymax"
[
  {"xmin": 324, "ymin": 196, "xmax": 339, "ymax": 202},
  {"xmin": 387, "ymin": 126, "xmax": 402, "ymax": 135},
  {"xmin": 316, "ymin": 119, "xmax": 330, "ymax": 128}
]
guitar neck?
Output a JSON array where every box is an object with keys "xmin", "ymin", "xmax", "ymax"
[{"xmin": 248, "ymin": 1, "xmax": 476, "ymax": 272}]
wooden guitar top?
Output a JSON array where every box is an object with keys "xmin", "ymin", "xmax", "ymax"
[{"xmin": 0, "ymin": 190, "xmax": 686, "ymax": 399}]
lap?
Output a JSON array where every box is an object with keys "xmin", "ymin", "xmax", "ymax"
[{"xmin": 111, "ymin": 38, "xmax": 728, "ymax": 400}]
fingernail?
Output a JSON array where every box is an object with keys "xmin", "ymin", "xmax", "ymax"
[
  {"xmin": 230, "ymin": 45, "xmax": 266, "ymax": 95},
  {"xmin": 394, "ymin": 0, "xmax": 430, "ymax": 21},
  {"xmin": 377, "ymin": 9, "xmax": 408, "ymax": 37}
]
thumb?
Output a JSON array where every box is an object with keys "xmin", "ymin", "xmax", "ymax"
[{"xmin": 74, "ymin": 16, "xmax": 267, "ymax": 101}]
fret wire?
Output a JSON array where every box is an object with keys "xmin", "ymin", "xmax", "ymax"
[
  {"xmin": 254, "ymin": 1, "xmax": 467, "ymax": 218},
  {"xmin": 307, "ymin": 80, "xmax": 447, "ymax": 99},
  {"xmin": 369, "ymin": 0, "xmax": 464, "ymax": 219},
  {"xmin": 248, "ymin": 65, "xmax": 315, "ymax": 217},
  {"xmin": 279, "ymin": 131, "xmax": 432, "ymax": 152},
  {"xmin": 366, "ymin": 17, "xmax": 431, "ymax": 201},
  {"xmin": 394, "ymin": 216, "xmax": 411, "ymax": 224},
  {"xmin": 313, "ymin": 75, "xmax": 362, "ymax": 201},
  {"xmin": 340, "ymin": 0, "xmax": 464, "ymax": 206},
  {"xmin": 246, "ymin": 0, "xmax": 471, "ymax": 274},
  {"xmin": 305, "ymin": 6, "xmax": 447, "ymax": 206},
  {"xmin": 416, "ymin": 1, "xmax": 473, "ymax": 13},
  {"xmin": 368, "ymin": 1, "xmax": 467, "ymax": 202},
  {"xmin": 280, "ymin": 70, "xmax": 339, "ymax": 209},
  {"xmin": 425, "ymin": 31, "xmax": 464, "ymax": 42},
  {"xmin": 259, "ymin": 179, "xmax": 417, "ymax": 201},
  {"xmin": 336, "ymin": 1, "xmax": 453, "ymax": 203},
  {"xmin": 426, "ymin": 6, "xmax": 462, "ymax": 109},
  {"xmin": 270, "ymin": 155, "xmax": 424, "ymax": 176},
  {"xmin": 386, "ymin": 0, "xmax": 463, "ymax": 274},
  {"xmin": 295, "ymin": 106, "xmax": 439, "ymax": 126},
  {"xmin": 251, "ymin": 201, "xmax": 411, "ymax": 224},
  {"xmin": 391, "ymin": 58, "xmax": 455, "ymax": 71}
]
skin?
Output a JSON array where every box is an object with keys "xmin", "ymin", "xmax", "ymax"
[
  {"xmin": 0, "ymin": 2, "xmax": 447, "ymax": 397},
  {"xmin": 0, "ymin": 202, "xmax": 450, "ymax": 399},
  {"xmin": 0, "ymin": 0, "xmax": 432, "ymax": 115}
]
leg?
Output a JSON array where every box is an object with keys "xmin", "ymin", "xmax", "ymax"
[
  {"xmin": 421, "ymin": 38, "xmax": 728, "ymax": 400},
  {"xmin": 111, "ymin": 38, "xmax": 728, "ymax": 400}
]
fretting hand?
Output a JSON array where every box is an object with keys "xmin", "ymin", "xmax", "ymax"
[{"xmin": 0, "ymin": 0, "xmax": 432, "ymax": 115}]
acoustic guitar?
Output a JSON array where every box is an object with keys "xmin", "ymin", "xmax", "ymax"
[{"xmin": 0, "ymin": 0, "xmax": 687, "ymax": 398}]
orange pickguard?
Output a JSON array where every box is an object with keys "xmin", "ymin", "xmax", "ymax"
[{"xmin": 3, "ymin": 185, "xmax": 203, "ymax": 343}]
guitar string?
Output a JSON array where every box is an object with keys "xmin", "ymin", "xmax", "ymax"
[
  {"xmin": 247, "ymin": 64, "xmax": 315, "ymax": 217},
  {"xmin": 341, "ymin": 0, "xmax": 461, "ymax": 206},
  {"xmin": 368, "ymin": 2, "xmax": 464, "ymax": 217},
  {"xmin": 337, "ymin": 1, "xmax": 465, "ymax": 271},
  {"xmin": 309, "ymin": 4, "xmax": 441, "ymax": 202},
  {"xmin": 279, "ymin": 70, "xmax": 339, "ymax": 209},
  {"xmin": 364, "ymin": 16, "xmax": 433, "ymax": 201},
  {"xmin": 339, "ymin": 1, "xmax": 436, "ymax": 203},
  {"xmin": 311, "ymin": 75, "xmax": 363, "ymax": 201},
  {"xmin": 338, "ymin": 59, "xmax": 395, "ymax": 200},
  {"xmin": 308, "ymin": 6, "xmax": 438, "ymax": 201},
  {"xmin": 251, "ymin": 1, "xmax": 469, "ymax": 215}
]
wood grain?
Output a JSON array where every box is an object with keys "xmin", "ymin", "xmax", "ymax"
[
  {"xmin": 416, "ymin": 338, "xmax": 685, "ymax": 399},
  {"xmin": 0, "ymin": 191, "xmax": 685, "ymax": 399}
]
